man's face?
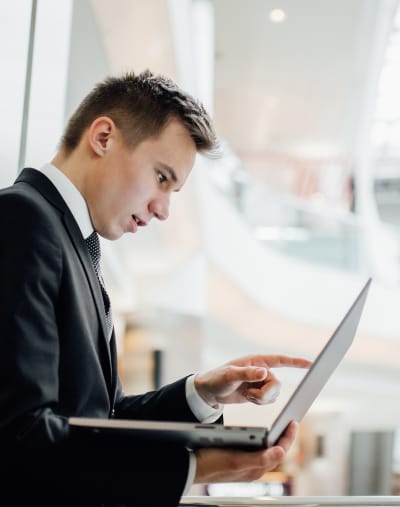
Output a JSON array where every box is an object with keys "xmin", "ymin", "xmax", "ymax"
[{"xmin": 86, "ymin": 119, "xmax": 196, "ymax": 240}]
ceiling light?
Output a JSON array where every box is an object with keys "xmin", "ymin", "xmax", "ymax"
[{"xmin": 269, "ymin": 9, "xmax": 287, "ymax": 23}]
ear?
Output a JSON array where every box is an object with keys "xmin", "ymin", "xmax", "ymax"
[{"xmin": 88, "ymin": 116, "xmax": 115, "ymax": 157}]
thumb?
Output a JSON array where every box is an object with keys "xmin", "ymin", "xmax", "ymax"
[{"xmin": 227, "ymin": 365, "xmax": 268, "ymax": 383}]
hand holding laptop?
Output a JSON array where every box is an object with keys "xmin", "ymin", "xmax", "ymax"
[
  {"xmin": 194, "ymin": 420, "xmax": 299, "ymax": 484},
  {"xmin": 194, "ymin": 354, "xmax": 312, "ymax": 407}
]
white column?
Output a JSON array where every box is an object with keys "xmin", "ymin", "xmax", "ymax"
[
  {"xmin": 0, "ymin": 0, "xmax": 31, "ymax": 184},
  {"xmin": 24, "ymin": 0, "xmax": 73, "ymax": 167},
  {"xmin": 167, "ymin": 0, "xmax": 215, "ymax": 112}
]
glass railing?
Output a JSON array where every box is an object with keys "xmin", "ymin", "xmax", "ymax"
[
  {"xmin": 207, "ymin": 161, "xmax": 400, "ymax": 286},
  {"xmin": 246, "ymin": 192, "xmax": 362, "ymax": 273}
]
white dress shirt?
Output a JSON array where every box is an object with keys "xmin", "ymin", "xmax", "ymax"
[{"xmin": 38, "ymin": 163, "xmax": 223, "ymax": 493}]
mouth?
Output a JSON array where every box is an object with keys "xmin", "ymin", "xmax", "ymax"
[{"xmin": 132, "ymin": 215, "xmax": 147, "ymax": 227}]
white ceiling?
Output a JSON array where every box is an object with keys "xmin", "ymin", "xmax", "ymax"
[{"xmin": 213, "ymin": 0, "xmax": 381, "ymax": 159}]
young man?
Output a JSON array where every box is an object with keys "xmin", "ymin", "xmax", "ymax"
[{"xmin": 0, "ymin": 70, "xmax": 310, "ymax": 506}]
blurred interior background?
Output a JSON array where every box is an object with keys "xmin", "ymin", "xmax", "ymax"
[{"xmin": 2, "ymin": 0, "xmax": 400, "ymax": 497}]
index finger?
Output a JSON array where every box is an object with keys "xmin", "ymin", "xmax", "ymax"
[{"xmin": 258, "ymin": 355, "xmax": 312, "ymax": 369}]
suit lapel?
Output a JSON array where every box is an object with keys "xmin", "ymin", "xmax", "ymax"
[{"xmin": 15, "ymin": 168, "xmax": 114, "ymax": 392}]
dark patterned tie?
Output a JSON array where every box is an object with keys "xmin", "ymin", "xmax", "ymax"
[{"xmin": 85, "ymin": 231, "xmax": 113, "ymax": 340}]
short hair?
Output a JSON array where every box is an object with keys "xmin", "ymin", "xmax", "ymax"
[{"xmin": 61, "ymin": 70, "xmax": 219, "ymax": 157}]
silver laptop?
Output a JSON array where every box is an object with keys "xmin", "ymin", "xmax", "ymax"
[{"xmin": 69, "ymin": 278, "xmax": 371, "ymax": 450}]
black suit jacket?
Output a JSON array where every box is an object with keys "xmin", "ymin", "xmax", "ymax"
[{"xmin": 0, "ymin": 168, "xmax": 199, "ymax": 506}]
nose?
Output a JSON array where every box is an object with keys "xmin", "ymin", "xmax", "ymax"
[{"xmin": 149, "ymin": 196, "xmax": 170, "ymax": 221}]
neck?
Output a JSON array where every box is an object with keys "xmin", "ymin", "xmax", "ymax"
[{"xmin": 51, "ymin": 148, "xmax": 90, "ymax": 197}]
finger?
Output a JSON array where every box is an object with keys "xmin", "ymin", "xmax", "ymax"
[
  {"xmin": 262, "ymin": 445, "xmax": 286, "ymax": 468},
  {"xmin": 223, "ymin": 365, "xmax": 269, "ymax": 384},
  {"xmin": 195, "ymin": 446, "xmax": 287, "ymax": 484},
  {"xmin": 254, "ymin": 355, "xmax": 312, "ymax": 369},
  {"xmin": 244, "ymin": 371, "xmax": 281, "ymax": 404},
  {"xmin": 275, "ymin": 421, "xmax": 298, "ymax": 452},
  {"xmin": 227, "ymin": 446, "xmax": 286, "ymax": 473},
  {"xmin": 245, "ymin": 368, "xmax": 279, "ymax": 389},
  {"xmin": 245, "ymin": 446, "xmax": 286, "ymax": 475},
  {"xmin": 245, "ymin": 383, "xmax": 281, "ymax": 405}
]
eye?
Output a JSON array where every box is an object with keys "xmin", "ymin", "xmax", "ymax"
[{"xmin": 157, "ymin": 170, "xmax": 168, "ymax": 186}]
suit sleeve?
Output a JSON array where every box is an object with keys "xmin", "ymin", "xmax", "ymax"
[{"xmin": 114, "ymin": 376, "xmax": 201, "ymax": 422}]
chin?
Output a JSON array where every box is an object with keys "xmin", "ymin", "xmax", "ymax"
[
  {"xmin": 110, "ymin": 230, "xmax": 124, "ymax": 240},
  {"xmin": 98, "ymin": 227, "xmax": 122, "ymax": 241}
]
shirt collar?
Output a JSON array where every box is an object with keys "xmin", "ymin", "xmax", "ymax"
[{"xmin": 38, "ymin": 163, "xmax": 94, "ymax": 239}]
